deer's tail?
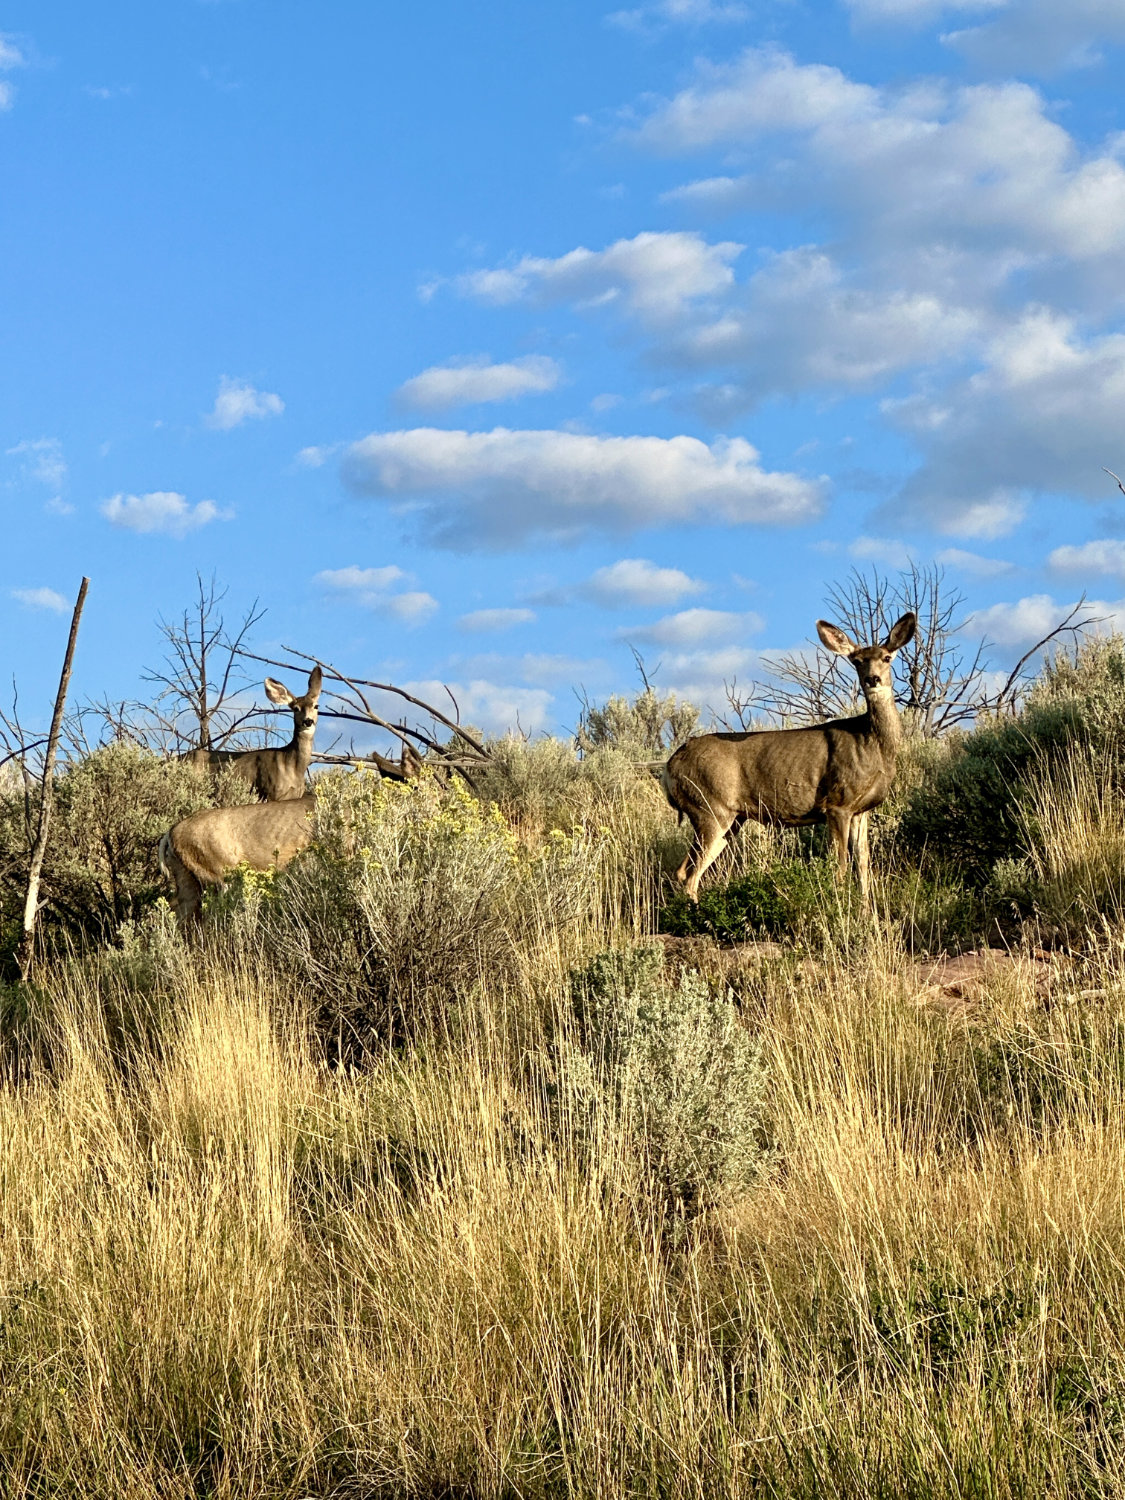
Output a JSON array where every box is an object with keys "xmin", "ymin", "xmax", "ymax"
[{"xmin": 659, "ymin": 752, "xmax": 685, "ymax": 824}]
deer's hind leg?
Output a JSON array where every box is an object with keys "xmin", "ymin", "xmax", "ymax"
[
  {"xmin": 679, "ymin": 806, "xmax": 734, "ymax": 903},
  {"xmin": 159, "ymin": 836, "xmax": 205, "ymax": 928}
]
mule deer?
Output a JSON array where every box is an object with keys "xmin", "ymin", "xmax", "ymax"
[
  {"xmin": 159, "ymin": 794, "xmax": 317, "ymax": 926},
  {"xmin": 368, "ymin": 741, "xmax": 424, "ymax": 782},
  {"xmin": 661, "ymin": 612, "xmax": 917, "ymax": 901},
  {"xmin": 186, "ymin": 667, "xmax": 322, "ymax": 801}
]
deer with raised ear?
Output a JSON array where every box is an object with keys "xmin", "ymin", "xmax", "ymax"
[
  {"xmin": 185, "ymin": 667, "xmax": 322, "ymax": 801},
  {"xmin": 160, "ymin": 733, "xmax": 427, "ymax": 927},
  {"xmin": 661, "ymin": 611, "xmax": 917, "ymax": 901}
]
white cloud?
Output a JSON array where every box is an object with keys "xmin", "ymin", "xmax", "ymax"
[
  {"xmin": 456, "ymin": 231, "xmax": 742, "ymax": 326},
  {"xmin": 101, "ymin": 492, "xmax": 228, "ymax": 537},
  {"xmin": 0, "ymin": 34, "xmax": 25, "ymax": 111},
  {"xmin": 314, "ymin": 564, "xmax": 438, "ymax": 626},
  {"xmin": 316, "ymin": 564, "xmax": 409, "ymax": 593},
  {"xmin": 621, "ymin": 607, "xmax": 763, "ymax": 646},
  {"xmin": 11, "ymin": 587, "xmax": 68, "ymax": 613},
  {"xmin": 885, "ymin": 310, "xmax": 1125, "ymax": 532},
  {"xmin": 383, "ymin": 592, "xmax": 440, "ymax": 625},
  {"xmin": 581, "ymin": 557, "xmax": 706, "ymax": 608},
  {"xmin": 637, "ymin": 51, "xmax": 1125, "ymax": 273},
  {"xmin": 404, "ymin": 678, "xmax": 553, "ymax": 734},
  {"xmin": 340, "ymin": 427, "xmax": 823, "ymax": 549},
  {"xmin": 205, "ymin": 377, "xmax": 284, "ymax": 430},
  {"xmin": 458, "ymin": 607, "xmax": 536, "ymax": 631},
  {"xmin": 848, "ymin": 536, "xmax": 915, "ymax": 569},
  {"xmin": 7, "ymin": 438, "xmax": 66, "ymax": 490},
  {"xmin": 670, "ymin": 248, "xmax": 980, "ymax": 408},
  {"xmin": 646, "ymin": 646, "xmax": 761, "ymax": 708},
  {"xmin": 1048, "ymin": 539, "xmax": 1125, "ymax": 578},
  {"xmin": 967, "ymin": 593, "xmax": 1125, "ymax": 648},
  {"xmin": 935, "ymin": 546, "xmax": 1016, "ymax": 577},
  {"xmin": 396, "ymin": 356, "xmax": 560, "ymax": 411}
]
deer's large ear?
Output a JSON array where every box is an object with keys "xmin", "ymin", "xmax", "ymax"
[
  {"xmin": 885, "ymin": 612, "xmax": 917, "ymax": 652},
  {"xmin": 307, "ymin": 666, "xmax": 323, "ymax": 696},
  {"xmin": 264, "ymin": 677, "xmax": 294, "ymax": 706},
  {"xmin": 816, "ymin": 620, "xmax": 856, "ymax": 656}
]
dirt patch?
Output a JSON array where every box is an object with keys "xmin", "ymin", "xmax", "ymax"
[{"xmin": 912, "ymin": 948, "xmax": 1070, "ymax": 1018}]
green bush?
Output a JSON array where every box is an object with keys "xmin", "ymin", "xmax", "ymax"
[
  {"xmin": 659, "ymin": 858, "xmax": 841, "ymax": 944},
  {"xmin": 554, "ymin": 946, "xmax": 772, "ymax": 1216},
  {"xmin": 0, "ymin": 743, "xmax": 250, "ymax": 949},
  {"xmin": 896, "ymin": 635, "xmax": 1125, "ymax": 888}
]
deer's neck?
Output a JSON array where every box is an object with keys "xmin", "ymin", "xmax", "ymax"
[
  {"xmin": 289, "ymin": 723, "xmax": 315, "ymax": 771},
  {"xmin": 865, "ymin": 692, "xmax": 902, "ymax": 759}
]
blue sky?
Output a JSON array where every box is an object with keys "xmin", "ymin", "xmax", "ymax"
[{"xmin": 6, "ymin": 0, "xmax": 1125, "ymax": 745}]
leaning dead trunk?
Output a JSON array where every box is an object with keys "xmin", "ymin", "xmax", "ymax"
[{"xmin": 18, "ymin": 577, "xmax": 89, "ymax": 979}]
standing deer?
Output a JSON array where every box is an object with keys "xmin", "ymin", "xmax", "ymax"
[
  {"xmin": 160, "ymin": 739, "xmax": 426, "ymax": 926},
  {"xmin": 186, "ymin": 667, "xmax": 322, "ymax": 800},
  {"xmin": 661, "ymin": 611, "xmax": 917, "ymax": 901},
  {"xmin": 159, "ymin": 795, "xmax": 317, "ymax": 926}
]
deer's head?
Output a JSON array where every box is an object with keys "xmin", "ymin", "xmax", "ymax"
[
  {"xmin": 264, "ymin": 666, "xmax": 323, "ymax": 738},
  {"xmin": 815, "ymin": 612, "xmax": 917, "ymax": 703}
]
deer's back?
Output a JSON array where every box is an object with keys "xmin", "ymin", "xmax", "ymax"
[
  {"xmin": 665, "ymin": 717, "xmax": 894, "ymax": 824},
  {"xmin": 170, "ymin": 794, "xmax": 316, "ymax": 884}
]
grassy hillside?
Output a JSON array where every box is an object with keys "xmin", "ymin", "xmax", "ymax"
[{"xmin": 1, "ymin": 643, "xmax": 1125, "ymax": 1495}]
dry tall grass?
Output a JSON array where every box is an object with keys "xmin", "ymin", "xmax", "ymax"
[{"xmin": 4, "ymin": 753, "xmax": 1125, "ymax": 1496}]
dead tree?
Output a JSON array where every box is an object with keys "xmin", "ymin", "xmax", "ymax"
[
  {"xmin": 144, "ymin": 574, "xmax": 267, "ymax": 755},
  {"xmin": 237, "ymin": 646, "xmax": 495, "ymax": 783},
  {"xmin": 755, "ymin": 566, "xmax": 1097, "ymax": 737},
  {"xmin": 18, "ymin": 578, "xmax": 88, "ymax": 980}
]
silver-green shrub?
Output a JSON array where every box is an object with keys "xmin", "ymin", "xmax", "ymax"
[{"xmin": 556, "ymin": 946, "xmax": 773, "ymax": 1216}]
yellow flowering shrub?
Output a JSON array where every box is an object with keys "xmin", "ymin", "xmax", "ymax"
[{"xmin": 267, "ymin": 769, "xmax": 601, "ymax": 1051}]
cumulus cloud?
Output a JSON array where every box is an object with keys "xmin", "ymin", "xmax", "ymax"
[
  {"xmin": 456, "ymin": 231, "xmax": 742, "ymax": 326},
  {"xmin": 669, "ymin": 248, "xmax": 980, "ymax": 408},
  {"xmin": 7, "ymin": 438, "xmax": 67, "ymax": 491},
  {"xmin": 637, "ymin": 50, "xmax": 1125, "ymax": 275},
  {"xmin": 403, "ymin": 679, "xmax": 553, "ymax": 734},
  {"xmin": 885, "ymin": 310, "xmax": 1125, "ymax": 533},
  {"xmin": 316, "ymin": 564, "xmax": 409, "ymax": 593},
  {"xmin": 620, "ymin": 607, "xmax": 763, "ymax": 646},
  {"xmin": 315, "ymin": 564, "xmax": 437, "ymax": 625},
  {"xmin": 1048, "ymin": 539, "xmax": 1125, "ymax": 578},
  {"xmin": 934, "ymin": 546, "xmax": 1016, "ymax": 577},
  {"xmin": 205, "ymin": 377, "xmax": 284, "ymax": 430},
  {"xmin": 581, "ymin": 557, "xmax": 706, "ymax": 608},
  {"xmin": 396, "ymin": 356, "xmax": 560, "ymax": 411},
  {"xmin": 458, "ymin": 607, "xmax": 536, "ymax": 631},
  {"xmin": 645, "ymin": 645, "xmax": 761, "ymax": 708},
  {"xmin": 11, "ymin": 587, "xmax": 68, "ymax": 613},
  {"xmin": 967, "ymin": 593, "xmax": 1125, "ymax": 647},
  {"xmin": 340, "ymin": 427, "xmax": 823, "ymax": 549},
  {"xmin": 101, "ymin": 492, "xmax": 228, "ymax": 537}
]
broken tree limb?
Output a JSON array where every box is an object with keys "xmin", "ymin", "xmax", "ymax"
[
  {"xmin": 18, "ymin": 577, "xmax": 89, "ymax": 981},
  {"xmin": 236, "ymin": 646, "xmax": 493, "ymax": 763}
]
